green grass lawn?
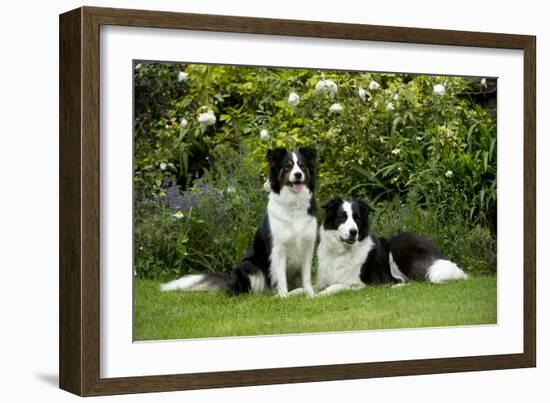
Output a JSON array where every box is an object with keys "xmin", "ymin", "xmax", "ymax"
[{"xmin": 134, "ymin": 275, "xmax": 497, "ymax": 341}]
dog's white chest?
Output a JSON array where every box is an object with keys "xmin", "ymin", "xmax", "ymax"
[
  {"xmin": 267, "ymin": 190, "xmax": 317, "ymax": 269},
  {"xmin": 317, "ymin": 233, "xmax": 374, "ymax": 288}
]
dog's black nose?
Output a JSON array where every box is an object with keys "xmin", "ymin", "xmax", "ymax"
[
  {"xmin": 294, "ymin": 172, "xmax": 302, "ymax": 179},
  {"xmin": 349, "ymin": 229, "xmax": 358, "ymax": 237}
]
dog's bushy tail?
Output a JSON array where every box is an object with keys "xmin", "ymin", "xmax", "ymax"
[
  {"xmin": 426, "ymin": 259, "xmax": 468, "ymax": 283},
  {"xmin": 160, "ymin": 273, "xmax": 234, "ymax": 292}
]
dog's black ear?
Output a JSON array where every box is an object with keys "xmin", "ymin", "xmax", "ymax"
[
  {"xmin": 355, "ymin": 199, "xmax": 374, "ymax": 216},
  {"xmin": 354, "ymin": 199, "xmax": 373, "ymax": 240},
  {"xmin": 267, "ymin": 147, "xmax": 287, "ymax": 165},
  {"xmin": 267, "ymin": 148, "xmax": 287, "ymax": 194},
  {"xmin": 298, "ymin": 146, "xmax": 317, "ymax": 162},
  {"xmin": 321, "ymin": 197, "xmax": 343, "ymax": 210}
]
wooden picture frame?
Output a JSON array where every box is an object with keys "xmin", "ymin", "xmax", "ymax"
[{"xmin": 59, "ymin": 6, "xmax": 536, "ymax": 396}]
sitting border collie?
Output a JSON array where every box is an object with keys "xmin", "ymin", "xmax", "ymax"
[
  {"xmin": 316, "ymin": 197, "xmax": 467, "ymax": 296},
  {"xmin": 161, "ymin": 147, "xmax": 318, "ymax": 297}
]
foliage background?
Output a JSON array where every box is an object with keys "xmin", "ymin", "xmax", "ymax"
[{"xmin": 133, "ymin": 62, "xmax": 497, "ymax": 281}]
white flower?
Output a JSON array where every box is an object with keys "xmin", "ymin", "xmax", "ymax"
[
  {"xmin": 391, "ymin": 148, "xmax": 401, "ymax": 156},
  {"xmin": 198, "ymin": 110, "xmax": 216, "ymax": 126},
  {"xmin": 178, "ymin": 71, "xmax": 189, "ymax": 82},
  {"xmin": 481, "ymin": 78, "xmax": 487, "ymax": 87},
  {"xmin": 260, "ymin": 129, "xmax": 269, "ymax": 139},
  {"xmin": 315, "ymin": 80, "xmax": 324, "ymax": 92},
  {"xmin": 368, "ymin": 80, "xmax": 380, "ymax": 90},
  {"xmin": 315, "ymin": 79, "xmax": 338, "ymax": 95},
  {"xmin": 226, "ymin": 186, "xmax": 236, "ymax": 193},
  {"xmin": 445, "ymin": 170, "xmax": 453, "ymax": 178},
  {"xmin": 379, "ymin": 137, "xmax": 385, "ymax": 143},
  {"xmin": 263, "ymin": 180, "xmax": 272, "ymax": 192},
  {"xmin": 392, "ymin": 93, "xmax": 399, "ymax": 100},
  {"xmin": 180, "ymin": 118, "xmax": 188, "ymax": 128},
  {"xmin": 386, "ymin": 102, "xmax": 395, "ymax": 111},
  {"xmin": 173, "ymin": 211, "xmax": 184, "ymax": 219},
  {"xmin": 135, "ymin": 63, "xmax": 142, "ymax": 70},
  {"xmin": 416, "ymin": 136, "xmax": 422, "ymax": 141},
  {"xmin": 288, "ymin": 92, "xmax": 300, "ymax": 106},
  {"xmin": 433, "ymin": 84, "xmax": 446, "ymax": 95},
  {"xmin": 329, "ymin": 103, "xmax": 343, "ymax": 114},
  {"xmin": 159, "ymin": 162, "xmax": 167, "ymax": 171},
  {"xmin": 358, "ymin": 87, "xmax": 367, "ymax": 101}
]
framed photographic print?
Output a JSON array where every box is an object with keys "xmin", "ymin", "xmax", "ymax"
[{"xmin": 59, "ymin": 6, "xmax": 536, "ymax": 396}]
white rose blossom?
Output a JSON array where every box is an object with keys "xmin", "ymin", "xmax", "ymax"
[
  {"xmin": 481, "ymin": 78, "xmax": 487, "ymax": 87},
  {"xmin": 198, "ymin": 110, "xmax": 216, "ymax": 126},
  {"xmin": 177, "ymin": 71, "xmax": 189, "ymax": 82},
  {"xmin": 445, "ymin": 170, "xmax": 454, "ymax": 178},
  {"xmin": 368, "ymin": 80, "xmax": 380, "ymax": 90},
  {"xmin": 159, "ymin": 162, "xmax": 167, "ymax": 171},
  {"xmin": 386, "ymin": 102, "xmax": 395, "ymax": 111},
  {"xmin": 393, "ymin": 93, "xmax": 399, "ymax": 100},
  {"xmin": 329, "ymin": 103, "xmax": 343, "ymax": 114},
  {"xmin": 433, "ymin": 84, "xmax": 446, "ymax": 95},
  {"xmin": 260, "ymin": 129, "xmax": 269, "ymax": 139},
  {"xmin": 180, "ymin": 118, "xmax": 188, "ymax": 128},
  {"xmin": 135, "ymin": 63, "xmax": 142, "ymax": 70},
  {"xmin": 315, "ymin": 79, "xmax": 338, "ymax": 96},
  {"xmin": 288, "ymin": 92, "xmax": 300, "ymax": 106},
  {"xmin": 358, "ymin": 87, "xmax": 367, "ymax": 101},
  {"xmin": 391, "ymin": 148, "xmax": 401, "ymax": 156}
]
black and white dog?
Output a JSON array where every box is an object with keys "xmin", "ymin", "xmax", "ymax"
[
  {"xmin": 161, "ymin": 147, "xmax": 318, "ymax": 297},
  {"xmin": 316, "ymin": 197, "xmax": 467, "ymax": 296}
]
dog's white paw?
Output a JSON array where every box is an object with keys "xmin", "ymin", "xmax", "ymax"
[
  {"xmin": 304, "ymin": 285, "xmax": 315, "ymax": 298},
  {"xmin": 288, "ymin": 288, "xmax": 304, "ymax": 296}
]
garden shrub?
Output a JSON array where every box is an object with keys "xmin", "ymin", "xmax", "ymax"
[{"xmin": 133, "ymin": 62, "xmax": 497, "ymax": 279}]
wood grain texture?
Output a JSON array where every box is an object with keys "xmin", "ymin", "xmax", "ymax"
[
  {"xmin": 59, "ymin": 8, "xmax": 82, "ymax": 396},
  {"xmin": 523, "ymin": 37, "xmax": 537, "ymax": 367},
  {"xmin": 58, "ymin": 6, "xmax": 537, "ymax": 396},
  {"xmin": 81, "ymin": 6, "xmax": 102, "ymax": 396}
]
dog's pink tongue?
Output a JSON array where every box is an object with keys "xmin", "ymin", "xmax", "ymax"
[{"xmin": 291, "ymin": 183, "xmax": 303, "ymax": 193}]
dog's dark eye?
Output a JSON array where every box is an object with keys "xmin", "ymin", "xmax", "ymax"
[{"xmin": 297, "ymin": 160, "xmax": 305, "ymax": 168}]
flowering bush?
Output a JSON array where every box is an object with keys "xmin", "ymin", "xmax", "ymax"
[{"xmin": 134, "ymin": 62, "xmax": 497, "ymax": 279}]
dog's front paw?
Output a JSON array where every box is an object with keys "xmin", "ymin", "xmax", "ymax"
[
  {"xmin": 276, "ymin": 287, "xmax": 289, "ymax": 298},
  {"xmin": 288, "ymin": 287, "xmax": 304, "ymax": 296},
  {"xmin": 304, "ymin": 285, "xmax": 315, "ymax": 298}
]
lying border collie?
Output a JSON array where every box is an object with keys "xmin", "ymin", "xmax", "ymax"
[
  {"xmin": 316, "ymin": 197, "xmax": 467, "ymax": 296},
  {"xmin": 161, "ymin": 147, "xmax": 318, "ymax": 297}
]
